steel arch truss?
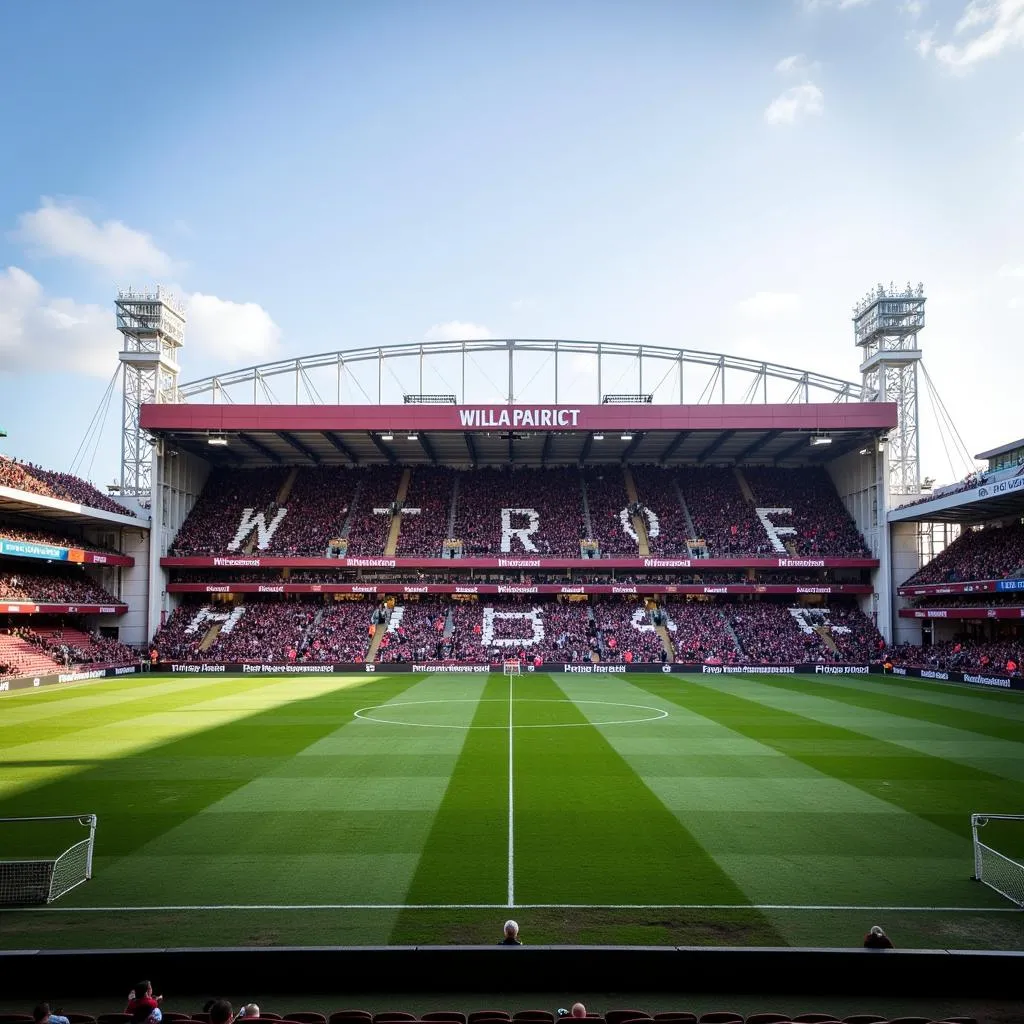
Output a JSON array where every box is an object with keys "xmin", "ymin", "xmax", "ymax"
[{"xmin": 178, "ymin": 338, "xmax": 865, "ymax": 407}]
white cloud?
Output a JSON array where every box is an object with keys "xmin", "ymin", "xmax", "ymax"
[
  {"xmin": 0, "ymin": 266, "xmax": 118, "ymax": 376},
  {"xmin": 736, "ymin": 291, "xmax": 803, "ymax": 319},
  {"xmin": 1009, "ymin": 296, "xmax": 1024, "ymax": 309},
  {"xmin": 927, "ymin": 0, "xmax": 1024, "ymax": 70},
  {"xmin": 186, "ymin": 293, "xmax": 282, "ymax": 366},
  {"xmin": 902, "ymin": 0, "xmax": 926, "ymax": 16},
  {"xmin": 775, "ymin": 54, "xmax": 820, "ymax": 75},
  {"xmin": 13, "ymin": 198, "xmax": 175, "ymax": 278},
  {"xmin": 764, "ymin": 83, "xmax": 824, "ymax": 124},
  {"xmin": 423, "ymin": 320, "xmax": 493, "ymax": 342},
  {"xmin": 998, "ymin": 264, "xmax": 1024, "ymax": 277}
]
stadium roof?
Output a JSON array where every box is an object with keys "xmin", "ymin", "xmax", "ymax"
[
  {"xmin": 0, "ymin": 487, "xmax": 143, "ymax": 528},
  {"xmin": 141, "ymin": 402, "xmax": 896, "ymax": 468},
  {"xmin": 888, "ymin": 483, "xmax": 1024, "ymax": 525}
]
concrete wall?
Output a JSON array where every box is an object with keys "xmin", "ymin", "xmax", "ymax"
[
  {"xmin": 826, "ymin": 448, "xmax": 890, "ymax": 639},
  {"xmin": 148, "ymin": 447, "xmax": 210, "ymax": 640}
]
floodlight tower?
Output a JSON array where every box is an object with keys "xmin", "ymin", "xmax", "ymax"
[
  {"xmin": 854, "ymin": 282, "xmax": 925, "ymax": 495},
  {"xmin": 116, "ymin": 287, "xmax": 185, "ymax": 500}
]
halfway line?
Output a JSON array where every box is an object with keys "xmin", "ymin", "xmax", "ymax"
[{"xmin": 507, "ymin": 669, "xmax": 515, "ymax": 908}]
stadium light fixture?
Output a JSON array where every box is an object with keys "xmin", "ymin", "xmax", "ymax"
[
  {"xmin": 620, "ymin": 433, "xmax": 634, "ymax": 441},
  {"xmin": 809, "ymin": 434, "xmax": 833, "ymax": 447},
  {"xmin": 859, "ymin": 447, "xmax": 873, "ymax": 456},
  {"xmin": 207, "ymin": 435, "xmax": 228, "ymax": 447},
  {"xmin": 592, "ymin": 433, "xmax": 605, "ymax": 441},
  {"xmin": 407, "ymin": 433, "xmax": 419, "ymax": 441},
  {"xmin": 380, "ymin": 432, "xmax": 394, "ymax": 441}
]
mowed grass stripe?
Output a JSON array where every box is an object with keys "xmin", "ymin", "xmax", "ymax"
[
  {"xmin": 627, "ymin": 674, "xmax": 1024, "ymax": 841},
  {"xmin": 393, "ymin": 674, "xmax": 508, "ymax": 916},
  {"xmin": 512, "ymin": 675, "xmax": 777, "ymax": 920},
  {"xmin": 0, "ymin": 673, "xmax": 426, "ymax": 865},
  {"xmin": 750, "ymin": 674, "xmax": 1024, "ymax": 746},
  {"xmin": 563, "ymin": 674, "xmax": 992, "ymax": 910},
  {"xmin": 81, "ymin": 673, "xmax": 483, "ymax": 907}
]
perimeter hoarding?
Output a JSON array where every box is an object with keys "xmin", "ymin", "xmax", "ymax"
[{"xmin": 0, "ymin": 538, "xmax": 132, "ymax": 566}]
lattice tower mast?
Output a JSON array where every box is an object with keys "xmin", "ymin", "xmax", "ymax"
[
  {"xmin": 854, "ymin": 282, "xmax": 925, "ymax": 495},
  {"xmin": 116, "ymin": 287, "xmax": 185, "ymax": 499}
]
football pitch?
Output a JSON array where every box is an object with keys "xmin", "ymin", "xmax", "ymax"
[{"xmin": 1, "ymin": 669, "xmax": 1023, "ymax": 950}]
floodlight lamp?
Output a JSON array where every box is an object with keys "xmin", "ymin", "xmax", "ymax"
[
  {"xmin": 859, "ymin": 448, "xmax": 872, "ymax": 456},
  {"xmin": 380, "ymin": 432, "xmax": 394, "ymax": 441},
  {"xmin": 809, "ymin": 434, "xmax": 833, "ymax": 447},
  {"xmin": 407, "ymin": 433, "xmax": 419, "ymax": 441},
  {"xmin": 592, "ymin": 433, "xmax": 605, "ymax": 441},
  {"xmin": 207, "ymin": 435, "xmax": 228, "ymax": 447},
  {"xmin": 620, "ymin": 433, "xmax": 634, "ymax": 441}
]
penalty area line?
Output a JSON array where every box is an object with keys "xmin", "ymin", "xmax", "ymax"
[{"xmin": 12, "ymin": 903, "xmax": 1021, "ymax": 913}]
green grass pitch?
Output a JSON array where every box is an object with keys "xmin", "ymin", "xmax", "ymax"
[{"xmin": 1, "ymin": 669, "xmax": 1023, "ymax": 950}]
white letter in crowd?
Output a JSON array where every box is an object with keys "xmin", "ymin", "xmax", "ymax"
[
  {"xmin": 500, "ymin": 508, "xmax": 540, "ymax": 552},
  {"xmin": 755, "ymin": 507, "xmax": 796, "ymax": 554},
  {"xmin": 481, "ymin": 605, "xmax": 545, "ymax": 648},
  {"xmin": 226, "ymin": 507, "xmax": 288, "ymax": 551},
  {"xmin": 185, "ymin": 605, "xmax": 247, "ymax": 634}
]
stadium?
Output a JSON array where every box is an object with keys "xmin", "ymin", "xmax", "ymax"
[{"xmin": 2, "ymin": 289, "xmax": 1023, "ymax": 1016}]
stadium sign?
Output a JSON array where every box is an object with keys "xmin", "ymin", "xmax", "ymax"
[
  {"xmin": 168, "ymin": 582, "xmax": 873, "ymax": 597},
  {"xmin": 459, "ymin": 407, "xmax": 581, "ymax": 428},
  {"xmin": 166, "ymin": 555, "xmax": 878, "ymax": 570},
  {"xmin": 900, "ymin": 607, "xmax": 1024, "ymax": 620},
  {"xmin": 0, "ymin": 538, "xmax": 132, "ymax": 566},
  {"xmin": 0, "ymin": 601, "xmax": 126, "ymax": 615},
  {"xmin": 898, "ymin": 580, "xmax": 998, "ymax": 596}
]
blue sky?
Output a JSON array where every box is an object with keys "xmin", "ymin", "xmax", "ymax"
[{"xmin": 1, "ymin": 0, "xmax": 1022, "ymax": 490}]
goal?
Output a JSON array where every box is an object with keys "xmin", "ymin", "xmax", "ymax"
[
  {"xmin": 971, "ymin": 813, "xmax": 1024, "ymax": 907},
  {"xmin": 502, "ymin": 659, "xmax": 522, "ymax": 677},
  {"xmin": 0, "ymin": 814, "xmax": 97, "ymax": 905}
]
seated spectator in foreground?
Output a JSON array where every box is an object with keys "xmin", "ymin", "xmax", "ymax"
[
  {"xmin": 126, "ymin": 982, "xmax": 162, "ymax": 1017},
  {"xmin": 209, "ymin": 1002, "xmax": 234, "ymax": 1024},
  {"xmin": 239, "ymin": 1005, "xmax": 260, "ymax": 1019},
  {"xmin": 863, "ymin": 925, "xmax": 894, "ymax": 949},
  {"xmin": 33, "ymin": 1005, "xmax": 69, "ymax": 1024},
  {"xmin": 499, "ymin": 919, "xmax": 522, "ymax": 945}
]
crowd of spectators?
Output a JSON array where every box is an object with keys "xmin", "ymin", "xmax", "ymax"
[
  {"xmin": 904, "ymin": 519, "xmax": 1024, "ymax": 586},
  {"xmin": 0, "ymin": 455, "xmax": 134, "ymax": 516},
  {"xmin": 593, "ymin": 600, "xmax": 666, "ymax": 661},
  {"xmin": 886, "ymin": 638, "xmax": 1023, "ymax": 676},
  {"xmin": 677, "ymin": 467, "xmax": 764, "ymax": 556},
  {"xmin": 396, "ymin": 468, "xmax": 455, "ymax": 556},
  {"xmin": 376, "ymin": 599, "xmax": 450, "ymax": 662},
  {"xmin": 581, "ymin": 469, "xmax": 636, "ymax": 555},
  {"xmin": 662, "ymin": 600, "xmax": 740, "ymax": 663},
  {"xmin": 630, "ymin": 467, "xmax": 693, "ymax": 555},
  {"xmin": 299, "ymin": 601, "xmax": 373, "ymax": 661},
  {"xmin": 454, "ymin": 468, "xmax": 586, "ymax": 556},
  {"xmin": 744, "ymin": 467, "xmax": 871, "ymax": 557},
  {"xmin": 0, "ymin": 521, "xmax": 117, "ymax": 553},
  {"xmin": 23, "ymin": 624, "xmax": 136, "ymax": 666},
  {"xmin": 260, "ymin": 467, "xmax": 359, "ymax": 555},
  {"xmin": 0, "ymin": 568, "xmax": 121, "ymax": 605},
  {"xmin": 912, "ymin": 592, "xmax": 1024, "ymax": 608},
  {"xmin": 171, "ymin": 469, "xmax": 287, "ymax": 555},
  {"xmin": 344, "ymin": 468, "xmax": 404, "ymax": 556}
]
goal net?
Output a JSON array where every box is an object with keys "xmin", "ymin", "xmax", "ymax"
[
  {"xmin": 503, "ymin": 659, "xmax": 522, "ymax": 677},
  {"xmin": 0, "ymin": 814, "xmax": 97, "ymax": 905},
  {"xmin": 971, "ymin": 813, "xmax": 1024, "ymax": 907}
]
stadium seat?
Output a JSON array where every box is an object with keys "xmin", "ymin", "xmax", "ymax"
[
  {"xmin": 192, "ymin": 1016, "xmax": 211, "ymax": 1022},
  {"xmin": 886, "ymin": 1019, "xmax": 930, "ymax": 1024},
  {"xmin": 0, "ymin": 1017, "xmax": 34, "ymax": 1024},
  {"xmin": 698, "ymin": 1015, "xmax": 744, "ymax": 1024},
  {"xmin": 512, "ymin": 1015, "xmax": 553, "ymax": 1024},
  {"xmin": 606, "ymin": 1014, "xmax": 650, "ymax": 1024},
  {"xmin": 746, "ymin": 1015, "xmax": 791, "ymax": 1024},
  {"xmin": 930, "ymin": 1019, "xmax": 977, "ymax": 1024},
  {"xmin": 791, "ymin": 1017, "xmax": 839, "ymax": 1023},
  {"xmin": 64, "ymin": 1016, "xmax": 97, "ymax": 1024},
  {"xmin": 652, "ymin": 1015, "xmax": 697, "ymax": 1023},
  {"xmin": 284, "ymin": 1015, "xmax": 328, "ymax": 1024},
  {"xmin": 329, "ymin": 1014, "xmax": 373, "ymax": 1024},
  {"xmin": 842, "ymin": 1018, "xmax": 887, "ymax": 1024},
  {"xmin": 421, "ymin": 1015, "xmax": 467, "ymax": 1024},
  {"xmin": 468, "ymin": 1015, "xmax": 511, "ymax": 1024},
  {"xmin": 158, "ymin": 1014, "xmax": 191, "ymax": 1022},
  {"xmin": 374, "ymin": 1016, "xmax": 418, "ymax": 1024},
  {"xmin": 97, "ymin": 1015, "xmax": 131, "ymax": 1024}
]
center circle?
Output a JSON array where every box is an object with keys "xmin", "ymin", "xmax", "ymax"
[{"xmin": 352, "ymin": 698, "xmax": 669, "ymax": 730}]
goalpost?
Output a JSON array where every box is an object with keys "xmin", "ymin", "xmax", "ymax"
[
  {"xmin": 502, "ymin": 659, "xmax": 522, "ymax": 677},
  {"xmin": 971, "ymin": 813, "xmax": 1024, "ymax": 907},
  {"xmin": 0, "ymin": 814, "xmax": 97, "ymax": 905}
]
